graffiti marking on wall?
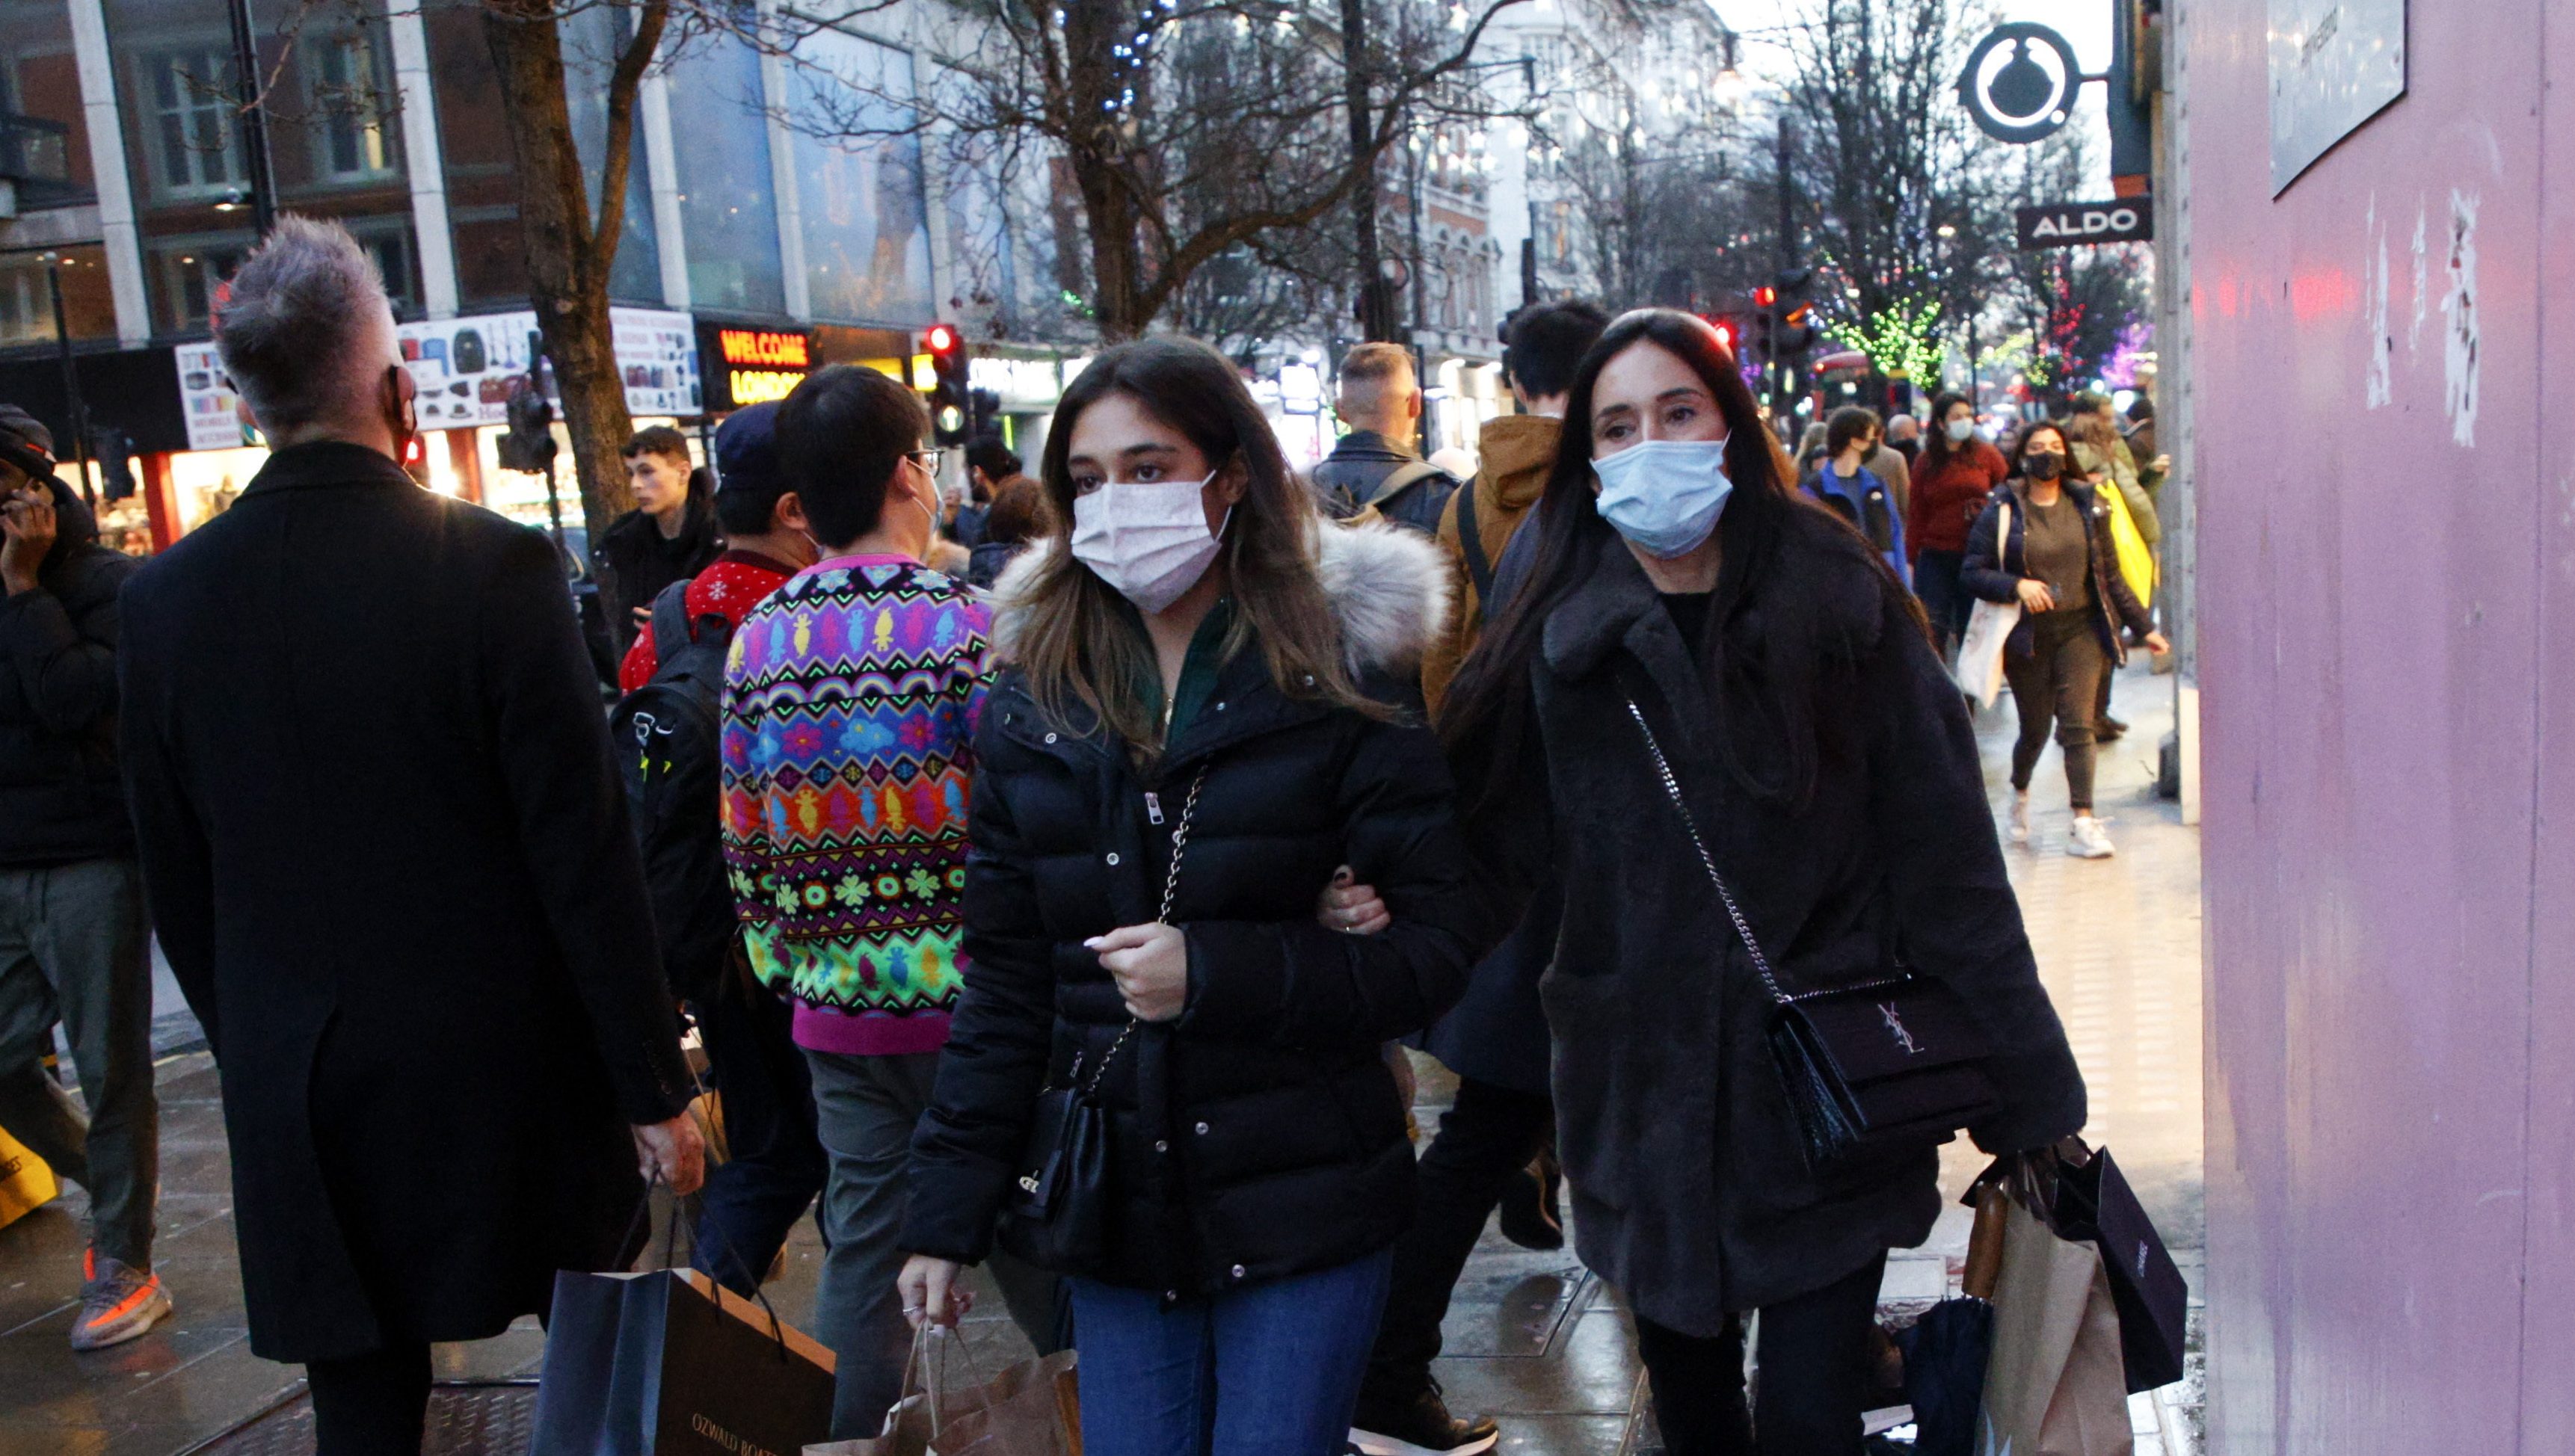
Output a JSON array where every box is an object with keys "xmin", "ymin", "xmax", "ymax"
[
  {"xmin": 2409, "ymin": 198, "xmax": 2429, "ymax": 358},
  {"xmin": 2365, "ymin": 194, "xmax": 2393, "ymax": 410},
  {"xmin": 2443, "ymin": 190, "xmax": 2481, "ymax": 448}
]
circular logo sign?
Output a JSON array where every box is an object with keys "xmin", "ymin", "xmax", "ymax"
[{"xmin": 1957, "ymin": 22, "xmax": 2083, "ymax": 145}]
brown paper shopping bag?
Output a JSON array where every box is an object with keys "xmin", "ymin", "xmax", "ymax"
[
  {"xmin": 810, "ymin": 1329, "xmax": 1079, "ymax": 1456},
  {"xmin": 1976, "ymin": 1197, "xmax": 2132, "ymax": 1456}
]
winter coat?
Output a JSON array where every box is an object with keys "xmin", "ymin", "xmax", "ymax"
[
  {"xmin": 1804, "ymin": 461, "xmax": 1910, "ymax": 587},
  {"xmin": 967, "ymin": 537, "xmax": 1027, "ymax": 590},
  {"xmin": 1421, "ymin": 413, "xmax": 1558, "ymax": 713},
  {"xmin": 1959, "ymin": 480, "xmax": 2155, "ymax": 665},
  {"xmin": 1419, "ymin": 414, "xmax": 1564, "ymax": 1096},
  {"xmin": 596, "ymin": 499, "xmax": 723, "ymax": 653},
  {"xmin": 1905, "ymin": 439, "xmax": 2011, "ymax": 558},
  {"xmin": 1310, "ymin": 431, "xmax": 1462, "ymax": 535},
  {"xmin": 901, "ymin": 523, "xmax": 1486, "ymax": 1296},
  {"xmin": 0, "ymin": 475, "xmax": 138, "ymax": 865},
  {"xmin": 1486, "ymin": 515, "xmax": 2086, "ymax": 1332},
  {"xmin": 117, "ymin": 441, "xmax": 692, "ymax": 1362},
  {"xmin": 2071, "ymin": 438, "xmax": 2159, "ymax": 546}
]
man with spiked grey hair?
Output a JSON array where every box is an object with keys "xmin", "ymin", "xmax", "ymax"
[{"xmin": 117, "ymin": 215, "xmax": 704, "ymax": 1453}]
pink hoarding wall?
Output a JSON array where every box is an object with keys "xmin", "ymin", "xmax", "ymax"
[{"xmin": 2185, "ymin": 0, "xmax": 2575, "ymax": 1449}]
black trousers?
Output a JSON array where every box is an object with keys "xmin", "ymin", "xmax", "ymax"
[
  {"xmin": 689, "ymin": 966, "xmax": 828, "ymax": 1295},
  {"xmin": 1632, "ymin": 1253, "xmax": 1887, "ymax": 1456},
  {"xmin": 1358, "ymin": 1076, "xmax": 1554, "ymax": 1410},
  {"xmin": 308, "ymin": 1342, "xmax": 431, "ymax": 1456}
]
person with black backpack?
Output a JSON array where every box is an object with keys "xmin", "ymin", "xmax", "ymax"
[{"xmin": 609, "ymin": 401, "xmax": 822, "ymax": 1294}]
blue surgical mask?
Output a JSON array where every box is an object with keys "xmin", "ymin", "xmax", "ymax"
[
  {"xmin": 1593, "ymin": 439, "xmax": 1733, "ymax": 559},
  {"xmin": 1944, "ymin": 417, "xmax": 1976, "ymax": 444}
]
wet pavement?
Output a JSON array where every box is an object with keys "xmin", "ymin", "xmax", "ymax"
[{"xmin": 0, "ymin": 659, "xmax": 2205, "ymax": 1455}]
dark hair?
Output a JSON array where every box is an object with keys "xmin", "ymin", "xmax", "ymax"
[
  {"xmin": 1921, "ymin": 391, "xmax": 1974, "ymax": 469},
  {"xmin": 2069, "ymin": 390, "xmax": 2113, "ymax": 419},
  {"xmin": 967, "ymin": 437, "xmax": 1022, "ymax": 483},
  {"xmin": 775, "ymin": 365, "xmax": 927, "ymax": 548},
  {"xmin": 1501, "ymin": 300, "xmax": 1611, "ymax": 401},
  {"xmin": 2013, "ymin": 420, "xmax": 2071, "ymax": 478},
  {"xmin": 1825, "ymin": 406, "xmax": 1880, "ymax": 459},
  {"xmin": 1441, "ymin": 309, "xmax": 1917, "ymax": 815},
  {"xmin": 982, "ymin": 475, "xmax": 1050, "ymax": 548},
  {"xmin": 623, "ymin": 425, "xmax": 691, "ymax": 463},
  {"xmin": 714, "ymin": 470, "xmax": 792, "ymax": 537},
  {"xmin": 1015, "ymin": 336, "xmax": 1387, "ymax": 754},
  {"xmin": 2126, "ymin": 395, "xmax": 2154, "ymax": 422}
]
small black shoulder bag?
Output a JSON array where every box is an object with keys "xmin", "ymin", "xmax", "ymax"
[
  {"xmin": 1624, "ymin": 700, "xmax": 2002, "ymax": 1169},
  {"xmin": 1004, "ymin": 769, "xmax": 1207, "ymax": 1269}
]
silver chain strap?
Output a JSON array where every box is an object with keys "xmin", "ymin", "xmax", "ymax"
[
  {"xmin": 1623, "ymin": 699, "xmax": 1790, "ymax": 1007},
  {"xmin": 1085, "ymin": 768, "xmax": 1209, "ymax": 1097}
]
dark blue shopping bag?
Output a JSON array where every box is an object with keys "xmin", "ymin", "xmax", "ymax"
[{"xmin": 529, "ymin": 1266, "xmax": 836, "ymax": 1456}]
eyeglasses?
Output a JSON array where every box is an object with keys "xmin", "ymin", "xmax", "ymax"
[{"xmin": 905, "ymin": 448, "xmax": 949, "ymax": 472}]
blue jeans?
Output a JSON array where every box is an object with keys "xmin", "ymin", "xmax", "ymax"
[{"xmin": 1070, "ymin": 1250, "xmax": 1395, "ymax": 1456}]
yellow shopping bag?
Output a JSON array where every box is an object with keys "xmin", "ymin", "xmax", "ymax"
[
  {"xmin": 0, "ymin": 1123, "xmax": 61, "ymax": 1230},
  {"xmin": 2097, "ymin": 484, "xmax": 2156, "ymax": 608}
]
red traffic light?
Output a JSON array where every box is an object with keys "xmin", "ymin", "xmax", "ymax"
[
  {"xmin": 924, "ymin": 324, "xmax": 959, "ymax": 354},
  {"xmin": 1712, "ymin": 321, "xmax": 1735, "ymax": 349},
  {"xmin": 1753, "ymin": 286, "xmax": 1776, "ymax": 308}
]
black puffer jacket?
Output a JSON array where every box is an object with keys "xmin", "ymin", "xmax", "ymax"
[
  {"xmin": 0, "ymin": 476, "xmax": 139, "ymax": 865},
  {"xmin": 1959, "ymin": 479, "xmax": 2153, "ymax": 664},
  {"xmin": 902, "ymin": 523, "xmax": 1484, "ymax": 1297}
]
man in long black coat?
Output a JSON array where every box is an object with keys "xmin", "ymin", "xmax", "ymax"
[{"xmin": 117, "ymin": 215, "xmax": 704, "ymax": 1453}]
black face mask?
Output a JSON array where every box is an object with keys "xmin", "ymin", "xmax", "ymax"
[{"xmin": 2023, "ymin": 451, "xmax": 2065, "ymax": 481}]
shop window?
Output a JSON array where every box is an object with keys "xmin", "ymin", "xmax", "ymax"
[
  {"xmin": 668, "ymin": 30, "xmax": 784, "ymax": 314},
  {"xmin": 0, "ymin": 246, "xmax": 116, "ymax": 348},
  {"xmin": 138, "ymin": 45, "xmax": 247, "ymax": 202},
  {"xmin": 790, "ymin": 25, "xmax": 931, "ymax": 325},
  {"xmin": 301, "ymin": 28, "xmax": 402, "ymax": 184},
  {"xmin": 0, "ymin": 0, "xmax": 97, "ymax": 206}
]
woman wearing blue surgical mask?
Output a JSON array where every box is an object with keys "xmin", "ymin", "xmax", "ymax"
[
  {"xmin": 894, "ymin": 337, "xmax": 1486, "ymax": 1456},
  {"xmin": 1904, "ymin": 392, "xmax": 2011, "ymax": 653},
  {"xmin": 1437, "ymin": 311, "xmax": 2085, "ymax": 1456}
]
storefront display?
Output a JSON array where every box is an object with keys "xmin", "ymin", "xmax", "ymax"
[{"xmin": 403, "ymin": 306, "xmax": 700, "ymax": 429}]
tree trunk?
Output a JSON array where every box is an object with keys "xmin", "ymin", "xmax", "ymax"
[
  {"xmin": 1063, "ymin": 0, "xmax": 1148, "ymax": 339},
  {"xmin": 483, "ymin": 0, "xmax": 636, "ymax": 538}
]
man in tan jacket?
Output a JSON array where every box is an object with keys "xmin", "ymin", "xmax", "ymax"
[
  {"xmin": 1354, "ymin": 298, "xmax": 1608, "ymax": 1456},
  {"xmin": 1420, "ymin": 301, "xmax": 1611, "ymax": 712}
]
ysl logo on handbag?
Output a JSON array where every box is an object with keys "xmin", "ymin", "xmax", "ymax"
[
  {"xmin": 1018, "ymin": 1173, "xmax": 1041, "ymax": 1194},
  {"xmin": 1879, "ymin": 1002, "xmax": 1923, "ymax": 1055}
]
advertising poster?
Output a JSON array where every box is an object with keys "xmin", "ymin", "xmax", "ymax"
[
  {"xmin": 173, "ymin": 342, "xmax": 253, "ymax": 452},
  {"xmin": 402, "ymin": 307, "xmax": 701, "ymax": 431}
]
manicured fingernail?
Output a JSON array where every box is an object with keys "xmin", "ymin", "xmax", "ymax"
[{"xmin": 1083, "ymin": 937, "xmax": 1104, "ymax": 950}]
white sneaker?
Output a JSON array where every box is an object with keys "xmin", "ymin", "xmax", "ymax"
[
  {"xmin": 2008, "ymin": 792, "xmax": 2031, "ymax": 844},
  {"xmin": 2067, "ymin": 815, "xmax": 2116, "ymax": 859}
]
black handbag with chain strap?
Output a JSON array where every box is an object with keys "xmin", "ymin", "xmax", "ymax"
[
  {"xmin": 1003, "ymin": 769, "xmax": 1207, "ymax": 1271},
  {"xmin": 1623, "ymin": 700, "xmax": 2002, "ymax": 1170}
]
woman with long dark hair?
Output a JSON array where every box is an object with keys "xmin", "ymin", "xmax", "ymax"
[
  {"xmin": 1960, "ymin": 422, "xmax": 2168, "ymax": 858},
  {"xmin": 1439, "ymin": 310, "xmax": 2085, "ymax": 1456},
  {"xmin": 1904, "ymin": 392, "xmax": 2009, "ymax": 650},
  {"xmin": 894, "ymin": 337, "xmax": 1483, "ymax": 1456}
]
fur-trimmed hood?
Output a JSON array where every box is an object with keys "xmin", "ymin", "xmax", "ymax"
[{"xmin": 985, "ymin": 518, "xmax": 1453, "ymax": 676}]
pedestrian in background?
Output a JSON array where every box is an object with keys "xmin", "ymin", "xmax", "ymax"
[
  {"xmin": 959, "ymin": 438, "xmax": 1024, "ymax": 550},
  {"xmin": 1438, "ymin": 309, "xmax": 2086, "ymax": 1456},
  {"xmin": 117, "ymin": 215, "xmax": 703, "ymax": 1456},
  {"xmin": 720, "ymin": 365, "xmax": 1059, "ymax": 1437},
  {"xmin": 2066, "ymin": 395, "xmax": 2159, "ymax": 744},
  {"xmin": 967, "ymin": 475, "xmax": 1052, "ymax": 590},
  {"xmin": 1862, "ymin": 415, "xmax": 1913, "ymax": 524},
  {"xmin": 896, "ymin": 337, "xmax": 1483, "ymax": 1456},
  {"xmin": 1311, "ymin": 342, "xmax": 1462, "ymax": 532},
  {"xmin": 1805, "ymin": 405, "xmax": 1909, "ymax": 587},
  {"xmin": 1906, "ymin": 392, "xmax": 2011, "ymax": 650},
  {"xmin": 598, "ymin": 425, "xmax": 722, "ymax": 652},
  {"xmin": 1884, "ymin": 412, "xmax": 1922, "ymax": 469},
  {"xmin": 1356, "ymin": 297, "xmax": 1609, "ymax": 1456},
  {"xmin": 615, "ymin": 401, "xmax": 828, "ymax": 1296},
  {"xmin": 1960, "ymin": 421, "xmax": 2168, "ymax": 859},
  {"xmin": 0, "ymin": 404, "xmax": 167, "ymax": 1352}
]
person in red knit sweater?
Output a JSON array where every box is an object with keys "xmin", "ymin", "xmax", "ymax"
[
  {"xmin": 1906, "ymin": 392, "xmax": 2011, "ymax": 651},
  {"xmin": 616, "ymin": 402, "xmax": 819, "ymax": 693}
]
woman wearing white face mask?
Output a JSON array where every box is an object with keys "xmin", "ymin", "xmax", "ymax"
[
  {"xmin": 895, "ymin": 337, "xmax": 1486, "ymax": 1456},
  {"xmin": 1438, "ymin": 312, "xmax": 2085, "ymax": 1456},
  {"xmin": 1904, "ymin": 392, "xmax": 2011, "ymax": 653}
]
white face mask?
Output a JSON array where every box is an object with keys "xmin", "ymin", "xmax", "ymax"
[
  {"xmin": 1593, "ymin": 439, "xmax": 1733, "ymax": 559},
  {"xmin": 1945, "ymin": 417, "xmax": 1976, "ymax": 444},
  {"xmin": 1070, "ymin": 475, "xmax": 1227, "ymax": 614}
]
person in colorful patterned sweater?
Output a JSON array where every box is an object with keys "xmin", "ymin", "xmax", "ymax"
[{"xmin": 719, "ymin": 365, "xmax": 1058, "ymax": 1437}]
